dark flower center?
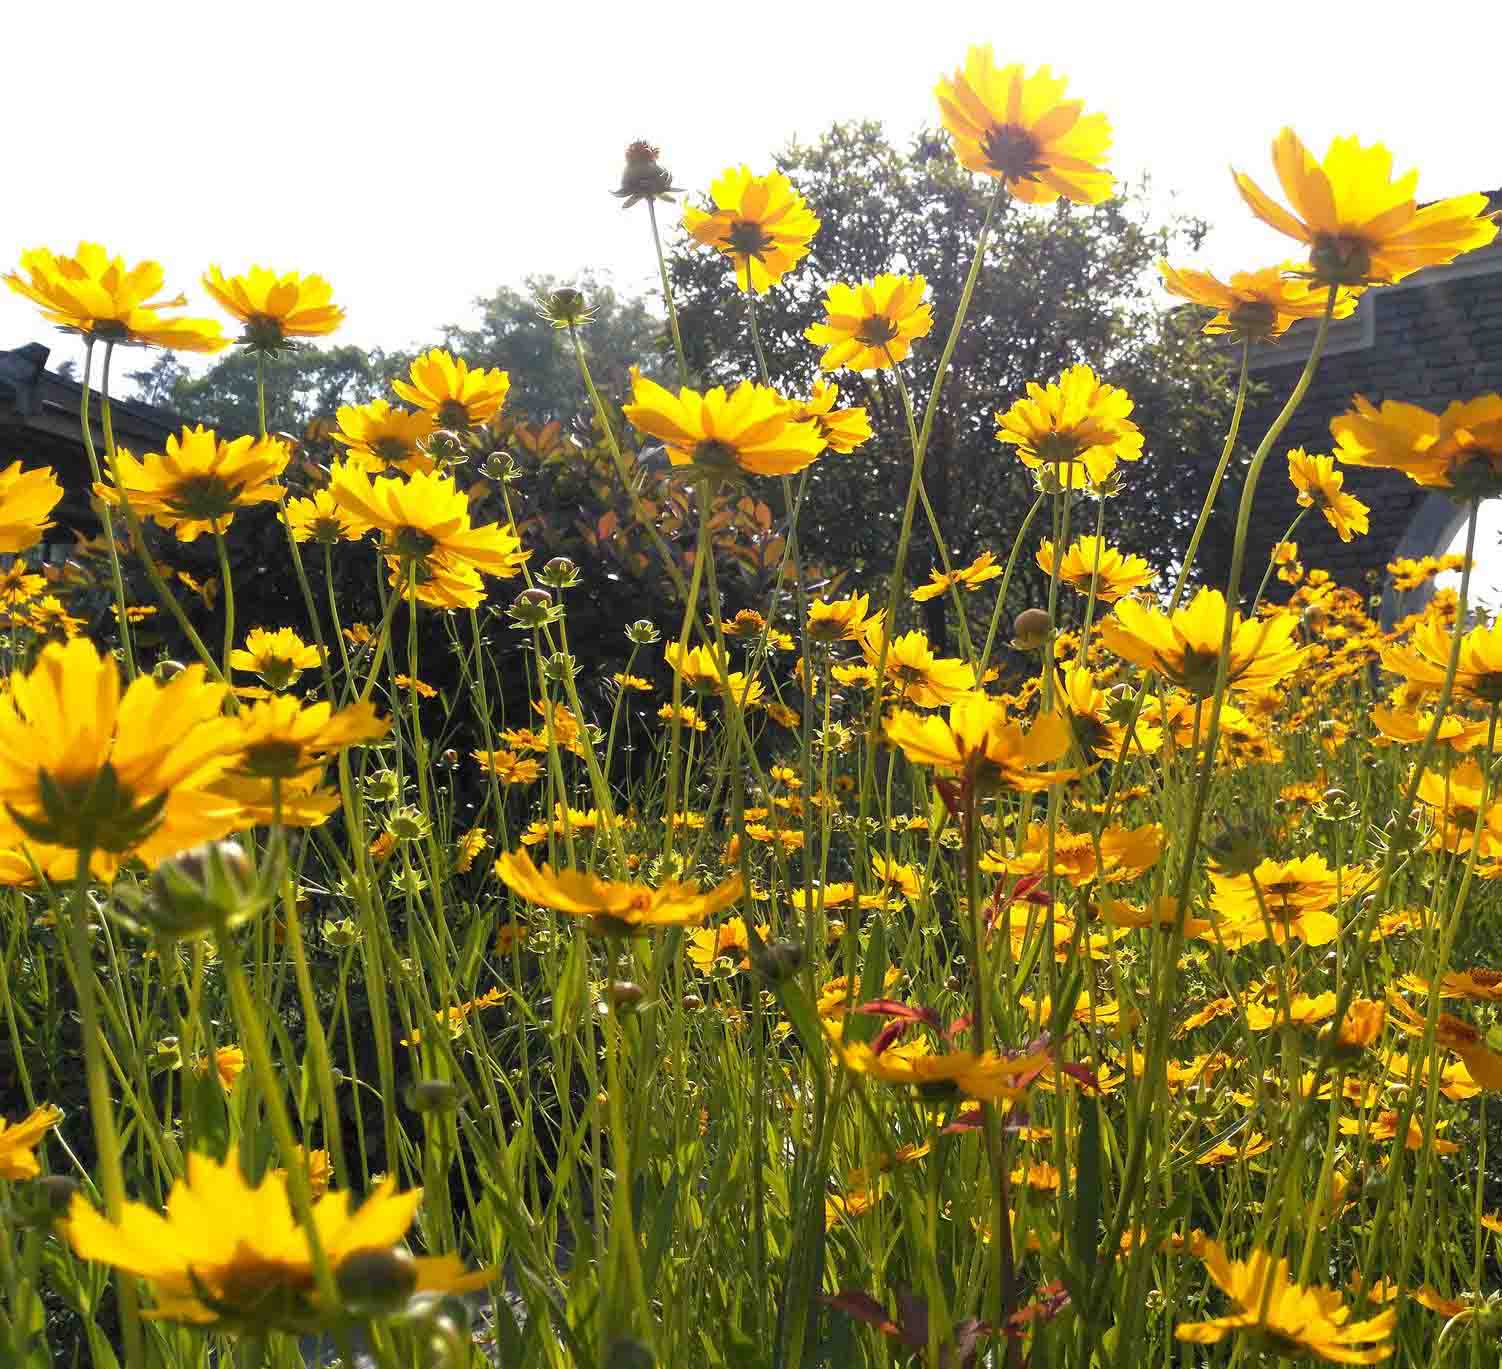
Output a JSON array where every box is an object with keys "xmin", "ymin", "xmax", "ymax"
[
  {"xmin": 1310, "ymin": 234, "xmax": 1373, "ymax": 286},
  {"xmin": 168, "ymin": 474, "xmax": 242, "ymax": 521},
  {"xmin": 726, "ymin": 220, "xmax": 775, "ymax": 258},
  {"xmin": 1227, "ymin": 299, "xmax": 1279, "ymax": 340},
  {"xmin": 392, "ymin": 527, "xmax": 438, "ymax": 560},
  {"xmin": 982, "ymin": 123, "xmax": 1046, "ymax": 181},
  {"xmin": 435, "ymin": 399, "xmax": 472, "ymax": 431},
  {"xmin": 855, "ymin": 315, "xmax": 900, "ymax": 348},
  {"xmin": 372, "ymin": 436, "xmax": 411, "ymax": 464},
  {"xmin": 691, "ymin": 438, "xmax": 740, "ymax": 476}
]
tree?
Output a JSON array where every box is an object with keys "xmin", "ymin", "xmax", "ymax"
[
  {"xmin": 441, "ymin": 270, "xmax": 668, "ymax": 422},
  {"xmin": 668, "ymin": 121, "xmax": 1240, "ymax": 647}
]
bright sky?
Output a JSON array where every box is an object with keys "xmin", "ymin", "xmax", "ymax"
[{"xmin": 4, "ymin": 0, "xmax": 1498, "ymax": 373}]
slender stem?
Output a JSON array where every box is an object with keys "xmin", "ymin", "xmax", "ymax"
[
  {"xmin": 647, "ymin": 197, "xmax": 689, "ymax": 386},
  {"xmin": 78, "ymin": 342, "xmax": 137, "ymax": 679},
  {"xmin": 214, "ymin": 528, "xmax": 235, "ymax": 679}
]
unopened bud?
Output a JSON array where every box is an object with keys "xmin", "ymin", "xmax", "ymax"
[
  {"xmin": 336, "ymin": 1246, "xmax": 418, "ymax": 1316},
  {"xmin": 1012, "ymin": 608, "xmax": 1051, "ymax": 650}
]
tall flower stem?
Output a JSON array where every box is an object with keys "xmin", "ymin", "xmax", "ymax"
[
  {"xmin": 213, "ymin": 529, "xmax": 235, "ymax": 679},
  {"xmin": 77, "ymin": 341, "xmax": 137, "ymax": 679},
  {"xmin": 647, "ymin": 198, "xmax": 690, "ymax": 387}
]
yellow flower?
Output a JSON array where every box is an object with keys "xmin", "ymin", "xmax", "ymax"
[
  {"xmin": 281, "ymin": 487, "xmax": 369, "ymax": 545},
  {"xmin": 1057, "ymin": 666, "xmax": 1162, "ymax": 760},
  {"xmin": 884, "ymin": 693, "xmax": 1074, "ymax": 791},
  {"xmin": 496, "ymin": 850, "xmax": 742, "ymax": 935},
  {"xmin": 861, "ymin": 624, "xmax": 976, "ymax": 707},
  {"xmin": 804, "ymin": 274, "xmax": 934, "ymax": 372},
  {"xmin": 832, "ymin": 1032, "xmax": 1050, "ymax": 1103},
  {"xmin": 1176, "ymin": 1240, "xmax": 1395, "ymax": 1361},
  {"xmin": 193, "ymin": 1045, "xmax": 247, "ymax": 1093},
  {"xmin": 1158, "ymin": 262, "xmax": 1359, "ymax": 341},
  {"xmin": 1036, "ymin": 535, "xmax": 1154, "ymax": 601},
  {"xmin": 0, "ymin": 462, "xmax": 64, "ymax": 554},
  {"xmin": 0, "ymin": 640, "xmax": 241, "ymax": 880},
  {"xmin": 202, "ymin": 266, "xmax": 343, "ymax": 351},
  {"xmin": 912, "ymin": 551, "xmax": 1003, "ymax": 603},
  {"xmin": 1100, "ymin": 588, "xmax": 1304, "ymax": 696},
  {"xmin": 934, "ymin": 47, "xmax": 1112, "ymax": 204},
  {"xmin": 392, "ymin": 349, "xmax": 511, "ymax": 431},
  {"xmin": 681, "ymin": 167, "xmax": 819, "ymax": 294},
  {"xmin": 995, "ymin": 364, "xmax": 1144, "ymax": 490},
  {"xmin": 1208, "ymin": 854, "xmax": 1342, "ymax": 948},
  {"xmin": 784, "ymin": 382, "xmax": 872, "ymax": 453},
  {"xmin": 65, "ymin": 1150, "xmax": 489, "ymax": 1331},
  {"xmin": 806, "ymin": 593, "xmax": 877, "ymax": 644},
  {"xmin": 1383, "ymin": 616, "xmax": 1502, "ymax": 702},
  {"xmin": 231, "ymin": 697, "xmax": 389, "ymax": 780},
  {"xmin": 453, "ymin": 827, "xmax": 487, "ymax": 874},
  {"xmin": 687, "ymin": 916, "xmax": 762, "ymax": 972},
  {"xmin": 623, "ymin": 371, "xmax": 825, "ymax": 479},
  {"xmin": 333, "ymin": 400, "xmax": 436, "ymax": 473},
  {"xmin": 4, "ymin": 243, "xmax": 227, "ymax": 352},
  {"xmin": 0, "ymin": 1104, "xmax": 62, "ymax": 1180},
  {"xmin": 229, "ymin": 628, "xmax": 324, "ymax": 690},
  {"xmin": 472, "ymin": 749, "xmax": 542, "ymax": 784},
  {"xmin": 207, "ymin": 772, "xmax": 340, "ymax": 829},
  {"xmin": 1287, "ymin": 449, "xmax": 1369, "ymax": 541},
  {"xmin": 98, "ymin": 426, "xmax": 290, "ymax": 542},
  {"xmin": 1234, "ymin": 129, "xmax": 1497, "ymax": 286},
  {"xmin": 328, "ymin": 465, "xmax": 530, "ymax": 586},
  {"xmin": 1332, "ymin": 393, "xmax": 1502, "ymax": 497}
]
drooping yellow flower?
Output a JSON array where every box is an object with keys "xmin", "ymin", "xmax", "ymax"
[
  {"xmin": 202, "ymin": 266, "xmax": 344, "ymax": 351},
  {"xmin": 804, "ymin": 275, "xmax": 935, "ymax": 372},
  {"xmin": 229, "ymin": 628, "xmax": 324, "ymax": 690},
  {"xmin": 0, "ymin": 640, "xmax": 241, "ymax": 880},
  {"xmin": 1331, "ymin": 393, "xmax": 1502, "ymax": 497},
  {"xmin": 230, "ymin": 697, "xmax": 389, "ymax": 780},
  {"xmin": 806, "ymin": 593, "xmax": 877, "ymax": 644},
  {"xmin": 1057, "ymin": 666, "xmax": 1162, "ymax": 760},
  {"xmin": 1383, "ymin": 616, "xmax": 1502, "ymax": 702},
  {"xmin": 1100, "ymin": 588, "xmax": 1305, "ymax": 696},
  {"xmin": 1036, "ymin": 535, "xmax": 1154, "ymax": 601},
  {"xmin": 995, "ymin": 364, "xmax": 1144, "ymax": 490},
  {"xmin": 328, "ymin": 465, "xmax": 530, "ymax": 588},
  {"xmin": 983, "ymin": 821, "xmax": 1162, "ymax": 887},
  {"xmin": 1371, "ymin": 703, "xmax": 1486, "ymax": 753},
  {"xmin": 861, "ymin": 624, "xmax": 976, "ymax": 707},
  {"xmin": 0, "ymin": 1104, "xmax": 62, "ymax": 1180},
  {"xmin": 0, "ymin": 462, "xmax": 64, "ymax": 553},
  {"xmin": 1158, "ymin": 262, "xmax": 1359, "ymax": 341},
  {"xmin": 472, "ymin": 749, "xmax": 542, "ymax": 785},
  {"xmin": 1208, "ymin": 854, "xmax": 1342, "ymax": 948},
  {"xmin": 912, "ymin": 551, "xmax": 1003, "ymax": 603},
  {"xmin": 333, "ymin": 399, "xmax": 436, "ymax": 473},
  {"xmin": 1287, "ymin": 449, "xmax": 1369, "ymax": 541},
  {"xmin": 1176, "ymin": 1240, "xmax": 1395, "ymax": 1361},
  {"xmin": 784, "ymin": 382, "xmax": 872, "ymax": 453},
  {"xmin": 4, "ymin": 243, "xmax": 227, "ymax": 352},
  {"xmin": 1234, "ymin": 129, "xmax": 1497, "ymax": 286},
  {"xmin": 207, "ymin": 772, "xmax": 341, "ymax": 829},
  {"xmin": 495, "ymin": 849, "xmax": 742, "ymax": 935},
  {"xmin": 884, "ymin": 694, "xmax": 1075, "ymax": 791},
  {"xmin": 832, "ymin": 1030, "xmax": 1050, "ymax": 1103},
  {"xmin": 681, "ymin": 167, "xmax": 819, "ymax": 294},
  {"xmin": 98, "ymin": 426, "xmax": 290, "ymax": 542},
  {"xmin": 392, "ymin": 349, "xmax": 511, "ymax": 431},
  {"xmin": 934, "ymin": 47, "xmax": 1112, "ymax": 204},
  {"xmin": 65, "ymin": 1151, "xmax": 490, "ymax": 1331},
  {"xmin": 281, "ymin": 487, "xmax": 369, "ymax": 545},
  {"xmin": 1387, "ymin": 994, "xmax": 1502, "ymax": 1090},
  {"xmin": 623, "ymin": 371, "xmax": 825, "ymax": 479}
]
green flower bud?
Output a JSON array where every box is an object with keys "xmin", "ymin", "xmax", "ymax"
[
  {"xmin": 539, "ymin": 556, "xmax": 581, "ymax": 590},
  {"xmin": 625, "ymin": 619, "xmax": 661, "ymax": 645},
  {"xmin": 336, "ymin": 1245, "xmax": 418, "ymax": 1317},
  {"xmin": 507, "ymin": 587, "xmax": 560, "ymax": 630},
  {"xmin": 1012, "ymin": 608, "xmax": 1052, "ymax": 651}
]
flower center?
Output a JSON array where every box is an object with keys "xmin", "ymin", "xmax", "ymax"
[
  {"xmin": 168, "ymin": 474, "xmax": 242, "ymax": 521},
  {"xmin": 982, "ymin": 123, "xmax": 1046, "ymax": 181},
  {"xmin": 1227, "ymin": 298, "xmax": 1279, "ymax": 340},
  {"xmin": 241, "ymin": 739, "xmax": 307, "ymax": 779},
  {"xmin": 435, "ymin": 399, "xmax": 472, "ymax": 431},
  {"xmin": 391, "ymin": 526, "xmax": 438, "ymax": 561},
  {"xmin": 690, "ymin": 438, "xmax": 741, "ymax": 478},
  {"xmin": 372, "ymin": 436, "xmax": 411, "ymax": 464},
  {"xmin": 242, "ymin": 314, "xmax": 288, "ymax": 353},
  {"xmin": 854, "ymin": 315, "xmax": 900, "ymax": 348},
  {"xmin": 20, "ymin": 763, "xmax": 166, "ymax": 855},
  {"xmin": 726, "ymin": 220, "xmax": 774, "ymax": 258},
  {"xmin": 1310, "ymin": 234, "xmax": 1373, "ymax": 285}
]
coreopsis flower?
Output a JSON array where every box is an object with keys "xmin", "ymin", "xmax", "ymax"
[
  {"xmin": 1388, "ymin": 993, "xmax": 1502, "ymax": 1089},
  {"xmin": 453, "ymin": 828, "xmax": 487, "ymax": 874},
  {"xmin": 832, "ymin": 1029, "xmax": 1051, "ymax": 1104},
  {"xmin": 1100, "ymin": 589, "xmax": 1305, "ymax": 697},
  {"xmin": 933, "ymin": 47, "xmax": 1112, "ymax": 204},
  {"xmin": 995, "ymin": 365, "xmax": 1144, "ymax": 490},
  {"xmin": 4, "ymin": 243, "xmax": 227, "ymax": 352},
  {"xmin": 230, "ymin": 698, "xmax": 388, "ymax": 780},
  {"xmin": 784, "ymin": 382, "xmax": 872, "ymax": 453},
  {"xmin": 229, "ymin": 628, "xmax": 323, "ymax": 691},
  {"xmin": 65, "ymin": 1151, "xmax": 489, "ymax": 1331},
  {"xmin": 912, "ymin": 551, "xmax": 1003, "ymax": 603},
  {"xmin": 392, "ymin": 349, "xmax": 511, "ymax": 430},
  {"xmin": 1413, "ymin": 759, "xmax": 1502, "ymax": 858},
  {"xmin": 1287, "ymin": 449, "xmax": 1369, "ymax": 541},
  {"xmin": 1195, "ymin": 1133, "xmax": 1274, "ymax": 1166},
  {"xmin": 982, "ymin": 820, "xmax": 1162, "ymax": 886},
  {"xmin": 202, "ymin": 266, "xmax": 344, "ymax": 351},
  {"xmin": 495, "ymin": 849, "xmax": 742, "ymax": 935},
  {"xmin": 333, "ymin": 400, "xmax": 436, "ymax": 473},
  {"xmin": 1370, "ymin": 703, "xmax": 1486, "ymax": 753},
  {"xmin": 1057, "ymin": 666, "xmax": 1162, "ymax": 760},
  {"xmin": 98, "ymin": 426, "xmax": 290, "ymax": 541},
  {"xmin": 1324, "ymin": 999, "xmax": 1387, "ymax": 1057},
  {"xmin": 1273, "ymin": 540, "xmax": 1304, "ymax": 584},
  {"xmin": 1243, "ymin": 991, "xmax": 1336, "ymax": 1032},
  {"xmin": 328, "ymin": 465, "xmax": 530, "ymax": 587},
  {"xmin": 1383, "ymin": 616, "xmax": 1502, "ymax": 702},
  {"xmin": 1036, "ymin": 535, "xmax": 1154, "ymax": 601},
  {"xmin": 0, "ymin": 1104, "xmax": 62, "ymax": 1179},
  {"xmin": 861, "ymin": 624, "xmax": 976, "ymax": 706},
  {"xmin": 1339, "ymin": 1109, "xmax": 1461, "ymax": 1154},
  {"xmin": 473, "ymin": 749, "xmax": 542, "ymax": 784},
  {"xmin": 0, "ymin": 640, "xmax": 241, "ymax": 880},
  {"xmin": 0, "ymin": 461, "xmax": 63, "ymax": 554},
  {"xmin": 1208, "ymin": 854, "xmax": 1342, "ymax": 948},
  {"xmin": 282, "ymin": 487, "xmax": 369, "ymax": 545},
  {"xmin": 681, "ymin": 167, "xmax": 819, "ymax": 294},
  {"xmin": 1331, "ymin": 393, "xmax": 1502, "ymax": 498},
  {"xmin": 1176, "ymin": 1241, "xmax": 1395, "ymax": 1361},
  {"xmin": 806, "ymin": 593, "xmax": 877, "ymax": 644},
  {"xmin": 207, "ymin": 773, "xmax": 340, "ymax": 829},
  {"xmin": 664, "ymin": 643, "xmax": 761, "ymax": 707},
  {"xmin": 884, "ymin": 694, "xmax": 1075, "ymax": 792},
  {"xmin": 1099, "ymin": 896, "xmax": 1212, "ymax": 938},
  {"xmin": 1157, "ymin": 261, "xmax": 1360, "ymax": 340},
  {"xmin": 1406, "ymin": 968, "xmax": 1502, "ymax": 1002},
  {"xmin": 1234, "ymin": 128, "xmax": 1497, "ymax": 286},
  {"xmin": 623, "ymin": 371, "xmax": 825, "ymax": 479},
  {"xmin": 804, "ymin": 275, "xmax": 935, "ymax": 372}
]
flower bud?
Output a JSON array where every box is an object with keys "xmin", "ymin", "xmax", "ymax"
[
  {"xmin": 407, "ymin": 1079, "xmax": 460, "ymax": 1113},
  {"xmin": 507, "ymin": 587, "xmax": 560, "ymax": 630},
  {"xmin": 535, "ymin": 287, "xmax": 596, "ymax": 330},
  {"xmin": 364, "ymin": 769, "xmax": 402, "ymax": 804},
  {"xmin": 542, "ymin": 651, "xmax": 577, "ymax": 684},
  {"xmin": 753, "ymin": 937, "xmax": 804, "ymax": 984},
  {"xmin": 626, "ymin": 619, "xmax": 661, "ymax": 645},
  {"xmin": 324, "ymin": 917, "xmax": 360, "ymax": 949},
  {"xmin": 681, "ymin": 993, "xmax": 703, "ymax": 1012},
  {"xmin": 1207, "ymin": 823, "xmax": 1266, "ymax": 876},
  {"xmin": 608, "ymin": 980, "xmax": 645, "ymax": 1011},
  {"xmin": 1012, "ymin": 608, "xmax": 1052, "ymax": 650},
  {"xmin": 481, "ymin": 452, "xmax": 522, "ymax": 482},
  {"xmin": 336, "ymin": 1245, "xmax": 418, "ymax": 1317},
  {"xmin": 152, "ymin": 659, "xmax": 187, "ymax": 683},
  {"xmin": 539, "ymin": 556, "xmax": 581, "ymax": 590},
  {"xmin": 611, "ymin": 140, "xmax": 681, "ymax": 208},
  {"xmin": 126, "ymin": 840, "xmax": 273, "ymax": 941},
  {"xmin": 386, "ymin": 806, "xmax": 430, "ymax": 843}
]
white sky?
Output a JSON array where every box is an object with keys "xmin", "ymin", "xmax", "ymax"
[{"xmin": 4, "ymin": 0, "xmax": 1499, "ymax": 375}]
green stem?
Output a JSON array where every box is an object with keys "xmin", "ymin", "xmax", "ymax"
[
  {"xmin": 647, "ymin": 197, "xmax": 690, "ymax": 387},
  {"xmin": 78, "ymin": 342, "xmax": 137, "ymax": 679}
]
